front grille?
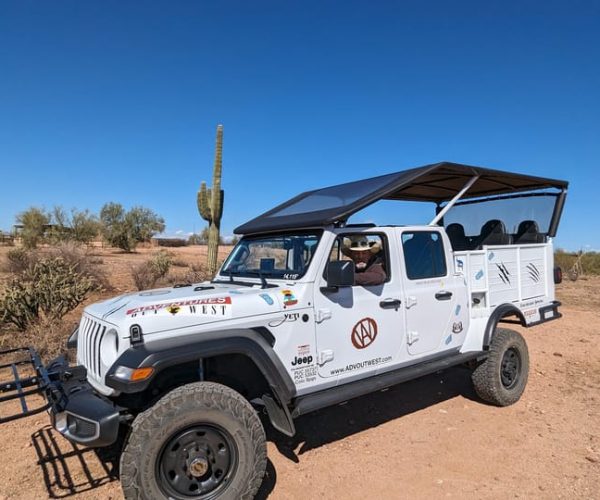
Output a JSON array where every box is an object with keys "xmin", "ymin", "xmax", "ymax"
[{"xmin": 78, "ymin": 315, "xmax": 108, "ymax": 380}]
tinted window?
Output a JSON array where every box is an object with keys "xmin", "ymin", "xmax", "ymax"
[
  {"xmin": 402, "ymin": 232, "xmax": 447, "ymax": 280},
  {"xmin": 267, "ymin": 173, "xmax": 400, "ymax": 217},
  {"xmin": 443, "ymin": 194, "xmax": 556, "ymax": 236}
]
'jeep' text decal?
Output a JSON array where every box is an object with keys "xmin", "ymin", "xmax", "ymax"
[
  {"xmin": 351, "ymin": 317, "xmax": 378, "ymax": 349},
  {"xmin": 126, "ymin": 296, "xmax": 232, "ymax": 316}
]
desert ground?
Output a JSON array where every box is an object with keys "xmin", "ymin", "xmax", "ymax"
[{"xmin": 0, "ymin": 246, "xmax": 598, "ymax": 499}]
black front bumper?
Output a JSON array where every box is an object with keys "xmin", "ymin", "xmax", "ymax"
[{"xmin": 0, "ymin": 348, "xmax": 121, "ymax": 448}]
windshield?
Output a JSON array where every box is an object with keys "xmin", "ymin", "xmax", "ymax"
[
  {"xmin": 443, "ymin": 194, "xmax": 557, "ymax": 236},
  {"xmin": 220, "ymin": 231, "xmax": 322, "ymax": 280}
]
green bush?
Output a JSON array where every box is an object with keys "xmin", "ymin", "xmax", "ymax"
[
  {"xmin": 131, "ymin": 251, "xmax": 173, "ymax": 290},
  {"xmin": 100, "ymin": 202, "xmax": 165, "ymax": 252},
  {"xmin": 16, "ymin": 207, "xmax": 51, "ymax": 249},
  {"xmin": 0, "ymin": 257, "xmax": 100, "ymax": 331},
  {"xmin": 554, "ymin": 250, "xmax": 600, "ymax": 277}
]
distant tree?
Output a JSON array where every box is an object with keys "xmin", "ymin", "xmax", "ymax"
[
  {"xmin": 126, "ymin": 206, "xmax": 166, "ymax": 243},
  {"xmin": 100, "ymin": 203, "xmax": 165, "ymax": 252},
  {"xmin": 16, "ymin": 207, "xmax": 50, "ymax": 249},
  {"xmin": 71, "ymin": 209, "xmax": 101, "ymax": 244},
  {"xmin": 45, "ymin": 206, "xmax": 101, "ymax": 245},
  {"xmin": 199, "ymin": 226, "xmax": 210, "ymax": 244},
  {"xmin": 46, "ymin": 206, "xmax": 71, "ymax": 243},
  {"xmin": 188, "ymin": 233, "xmax": 203, "ymax": 245},
  {"xmin": 188, "ymin": 227, "xmax": 224, "ymax": 246}
]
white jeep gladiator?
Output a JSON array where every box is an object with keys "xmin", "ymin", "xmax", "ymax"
[{"xmin": 1, "ymin": 162, "xmax": 567, "ymax": 499}]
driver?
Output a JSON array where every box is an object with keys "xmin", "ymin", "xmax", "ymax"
[{"xmin": 342, "ymin": 235, "xmax": 387, "ymax": 286}]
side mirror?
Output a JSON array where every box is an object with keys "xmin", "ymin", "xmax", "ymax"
[{"xmin": 325, "ymin": 260, "xmax": 355, "ymax": 290}]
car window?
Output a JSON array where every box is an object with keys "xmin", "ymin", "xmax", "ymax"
[
  {"xmin": 402, "ymin": 231, "xmax": 447, "ymax": 280},
  {"xmin": 324, "ymin": 233, "xmax": 389, "ymax": 284}
]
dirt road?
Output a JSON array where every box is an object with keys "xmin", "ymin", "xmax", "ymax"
[{"xmin": 0, "ymin": 250, "xmax": 598, "ymax": 499}]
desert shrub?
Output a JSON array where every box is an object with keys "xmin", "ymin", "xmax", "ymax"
[
  {"xmin": 0, "ymin": 257, "xmax": 100, "ymax": 331},
  {"xmin": 2, "ymin": 247, "xmax": 35, "ymax": 274},
  {"xmin": 131, "ymin": 251, "xmax": 173, "ymax": 290},
  {"xmin": 47, "ymin": 243, "xmax": 110, "ymax": 290},
  {"xmin": 0, "ymin": 318, "xmax": 78, "ymax": 362},
  {"xmin": 554, "ymin": 250, "xmax": 600, "ymax": 276},
  {"xmin": 171, "ymin": 257, "xmax": 189, "ymax": 268},
  {"xmin": 164, "ymin": 269, "xmax": 212, "ymax": 286},
  {"xmin": 100, "ymin": 202, "xmax": 165, "ymax": 252},
  {"xmin": 155, "ymin": 238, "xmax": 187, "ymax": 247},
  {"xmin": 16, "ymin": 207, "xmax": 51, "ymax": 249}
]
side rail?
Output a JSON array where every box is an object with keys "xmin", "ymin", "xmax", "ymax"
[{"xmin": 0, "ymin": 347, "xmax": 76, "ymax": 423}]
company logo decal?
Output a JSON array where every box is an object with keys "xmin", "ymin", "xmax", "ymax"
[
  {"xmin": 268, "ymin": 312, "xmax": 300, "ymax": 327},
  {"xmin": 166, "ymin": 305, "xmax": 181, "ymax": 315},
  {"xmin": 526, "ymin": 263, "xmax": 541, "ymax": 283},
  {"xmin": 496, "ymin": 262, "xmax": 511, "ymax": 285},
  {"xmin": 351, "ymin": 317, "xmax": 378, "ymax": 349},
  {"xmin": 281, "ymin": 289, "xmax": 298, "ymax": 307},
  {"xmin": 259, "ymin": 293, "xmax": 274, "ymax": 305},
  {"xmin": 126, "ymin": 296, "xmax": 232, "ymax": 316},
  {"xmin": 291, "ymin": 344, "xmax": 317, "ymax": 385}
]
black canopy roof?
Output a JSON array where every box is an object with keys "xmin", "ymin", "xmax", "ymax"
[{"xmin": 234, "ymin": 162, "xmax": 568, "ymax": 235}]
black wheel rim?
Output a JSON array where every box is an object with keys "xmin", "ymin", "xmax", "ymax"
[
  {"xmin": 500, "ymin": 347, "xmax": 521, "ymax": 389},
  {"xmin": 157, "ymin": 424, "xmax": 238, "ymax": 499}
]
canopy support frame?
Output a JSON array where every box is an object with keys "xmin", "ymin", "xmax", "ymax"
[{"xmin": 428, "ymin": 175, "xmax": 480, "ymax": 226}]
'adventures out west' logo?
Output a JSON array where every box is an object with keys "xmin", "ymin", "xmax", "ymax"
[{"xmin": 351, "ymin": 317, "xmax": 378, "ymax": 349}]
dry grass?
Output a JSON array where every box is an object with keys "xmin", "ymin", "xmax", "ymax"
[{"xmin": 0, "ymin": 244, "xmax": 234, "ymax": 359}]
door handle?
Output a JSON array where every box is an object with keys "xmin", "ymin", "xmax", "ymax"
[
  {"xmin": 435, "ymin": 291, "xmax": 453, "ymax": 301},
  {"xmin": 380, "ymin": 299, "xmax": 401, "ymax": 310}
]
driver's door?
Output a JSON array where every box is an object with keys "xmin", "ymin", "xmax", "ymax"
[{"xmin": 313, "ymin": 232, "xmax": 405, "ymax": 383}]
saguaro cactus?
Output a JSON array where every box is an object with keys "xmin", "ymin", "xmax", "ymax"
[{"xmin": 197, "ymin": 125, "xmax": 224, "ymax": 275}]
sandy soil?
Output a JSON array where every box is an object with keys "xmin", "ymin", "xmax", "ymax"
[{"xmin": 0, "ymin": 246, "xmax": 598, "ymax": 499}]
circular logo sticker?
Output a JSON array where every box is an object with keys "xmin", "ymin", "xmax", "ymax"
[{"xmin": 351, "ymin": 317, "xmax": 378, "ymax": 349}]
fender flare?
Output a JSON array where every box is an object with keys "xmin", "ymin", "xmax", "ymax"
[
  {"xmin": 105, "ymin": 328, "xmax": 295, "ymax": 404},
  {"xmin": 482, "ymin": 303, "xmax": 526, "ymax": 348}
]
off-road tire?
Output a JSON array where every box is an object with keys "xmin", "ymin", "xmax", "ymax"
[
  {"xmin": 120, "ymin": 381, "xmax": 267, "ymax": 500},
  {"xmin": 472, "ymin": 328, "xmax": 529, "ymax": 406}
]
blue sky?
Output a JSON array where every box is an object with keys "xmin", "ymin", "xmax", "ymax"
[{"xmin": 0, "ymin": 1, "xmax": 598, "ymax": 250}]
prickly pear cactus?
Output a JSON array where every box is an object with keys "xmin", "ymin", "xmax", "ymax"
[{"xmin": 197, "ymin": 125, "xmax": 224, "ymax": 275}]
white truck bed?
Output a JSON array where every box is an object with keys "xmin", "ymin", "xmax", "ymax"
[{"xmin": 454, "ymin": 243, "xmax": 555, "ymax": 324}]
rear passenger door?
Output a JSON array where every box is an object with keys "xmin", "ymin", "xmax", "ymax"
[{"xmin": 399, "ymin": 230, "xmax": 468, "ymax": 356}]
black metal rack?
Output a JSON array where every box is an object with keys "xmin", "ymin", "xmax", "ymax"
[{"xmin": 0, "ymin": 346, "xmax": 65, "ymax": 423}]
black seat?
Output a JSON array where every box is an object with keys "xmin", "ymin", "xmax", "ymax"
[
  {"xmin": 514, "ymin": 220, "xmax": 544, "ymax": 244},
  {"xmin": 446, "ymin": 223, "xmax": 471, "ymax": 251},
  {"xmin": 476, "ymin": 219, "xmax": 511, "ymax": 247}
]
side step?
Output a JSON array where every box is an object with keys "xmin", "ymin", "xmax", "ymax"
[{"xmin": 291, "ymin": 351, "xmax": 485, "ymax": 418}]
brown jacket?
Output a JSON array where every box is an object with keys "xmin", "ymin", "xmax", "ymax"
[{"xmin": 355, "ymin": 260, "xmax": 387, "ymax": 286}]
